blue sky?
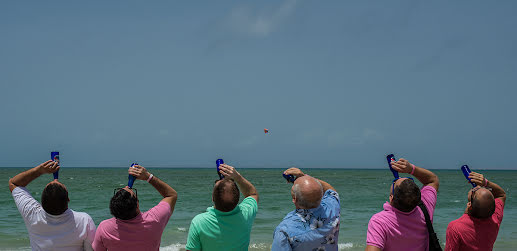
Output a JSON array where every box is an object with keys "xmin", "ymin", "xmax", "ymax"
[{"xmin": 1, "ymin": 1, "xmax": 516, "ymax": 169}]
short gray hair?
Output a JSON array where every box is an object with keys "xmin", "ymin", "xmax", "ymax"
[{"xmin": 293, "ymin": 180, "xmax": 323, "ymax": 209}]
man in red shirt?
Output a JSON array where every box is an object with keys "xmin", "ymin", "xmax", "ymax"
[{"xmin": 445, "ymin": 171, "xmax": 506, "ymax": 251}]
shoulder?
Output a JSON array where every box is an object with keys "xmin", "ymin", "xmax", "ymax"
[
  {"xmin": 448, "ymin": 214, "xmax": 469, "ymax": 228},
  {"xmin": 12, "ymin": 186, "xmax": 28, "ymax": 195},
  {"xmin": 97, "ymin": 218, "xmax": 116, "ymax": 230},
  {"xmin": 240, "ymin": 196, "xmax": 258, "ymax": 207},
  {"xmin": 368, "ymin": 210, "xmax": 389, "ymax": 227},
  {"xmin": 446, "ymin": 216, "xmax": 467, "ymax": 237},
  {"xmin": 493, "ymin": 198, "xmax": 505, "ymax": 222},
  {"xmin": 239, "ymin": 197, "xmax": 258, "ymax": 217},
  {"xmin": 191, "ymin": 212, "xmax": 211, "ymax": 224},
  {"xmin": 12, "ymin": 186, "xmax": 36, "ymax": 201},
  {"xmin": 421, "ymin": 185, "xmax": 437, "ymax": 197},
  {"xmin": 146, "ymin": 201, "xmax": 172, "ymax": 215},
  {"xmin": 71, "ymin": 210, "xmax": 94, "ymax": 221},
  {"xmin": 321, "ymin": 189, "xmax": 340, "ymax": 208},
  {"xmin": 323, "ymin": 189, "xmax": 340, "ymax": 201},
  {"xmin": 274, "ymin": 211, "xmax": 298, "ymax": 234},
  {"xmin": 447, "ymin": 217, "xmax": 461, "ymax": 229},
  {"xmin": 495, "ymin": 197, "xmax": 505, "ymax": 209},
  {"xmin": 420, "ymin": 186, "xmax": 438, "ymax": 209}
]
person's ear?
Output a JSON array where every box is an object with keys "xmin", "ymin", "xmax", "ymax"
[{"xmin": 389, "ymin": 194, "xmax": 393, "ymax": 203}]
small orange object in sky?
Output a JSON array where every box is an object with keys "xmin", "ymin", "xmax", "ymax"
[{"xmin": 264, "ymin": 128, "xmax": 269, "ymax": 134}]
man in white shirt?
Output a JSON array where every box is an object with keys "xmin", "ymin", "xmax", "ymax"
[{"xmin": 9, "ymin": 160, "xmax": 96, "ymax": 251}]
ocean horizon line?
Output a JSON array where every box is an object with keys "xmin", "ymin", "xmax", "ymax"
[{"xmin": 1, "ymin": 166, "xmax": 516, "ymax": 171}]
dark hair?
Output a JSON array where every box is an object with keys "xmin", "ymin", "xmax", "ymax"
[
  {"xmin": 213, "ymin": 179, "xmax": 240, "ymax": 212},
  {"xmin": 392, "ymin": 179, "xmax": 421, "ymax": 212},
  {"xmin": 471, "ymin": 191, "xmax": 496, "ymax": 219},
  {"xmin": 110, "ymin": 189, "xmax": 139, "ymax": 220},
  {"xmin": 41, "ymin": 183, "xmax": 69, "ymax": 215}
]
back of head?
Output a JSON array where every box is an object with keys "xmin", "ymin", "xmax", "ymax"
[
  {"xmin": 292, "ymin": 176, "xmax": 323, "ymax": 209},
  {"xmin": 392, "ymin": 179, "xmax": 421, "ymax": 212},
  {"xmin": 213, "ymin": 179, "xmax": 240, "ymax": 212},
  {"xmin": 471, "ymin": 189, "xmax": 496, "ymax": 219},
  {"xmin": 110, "ymin": 189, "xmax": 139, "ymax": 220},
  {"xmin": 41, "ymin": 183, "xmax": 69, "ymax": 215}
]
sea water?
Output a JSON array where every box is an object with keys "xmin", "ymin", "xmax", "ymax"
[{"xmin": 1, "ymin": 168, "xmax": 515, "ymax": 250}]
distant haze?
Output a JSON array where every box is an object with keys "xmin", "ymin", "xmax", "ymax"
[{"xmin": 1, "ymin": 1, "xmax": 516, "ymax": 169}]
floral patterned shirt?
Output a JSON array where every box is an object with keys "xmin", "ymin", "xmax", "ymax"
[{"xmin": 272, "ymin": 189, "xmax": 341, "ymax": 251}]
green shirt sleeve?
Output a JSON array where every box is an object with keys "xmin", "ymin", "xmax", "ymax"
[
  {"xmin": 239, "ymin": 197, "xmax": 258, "ymax": 225},
  {"xmin": 186, "ymin": 217, "xmax": 202, "ymax": 251}
]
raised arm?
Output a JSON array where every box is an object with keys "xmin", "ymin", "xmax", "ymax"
[
  {"xmin": 218, "ymin": 164, "xmax": 259, "ymax": 203},
  {"xmin": 283, "ymin": 167, "xmax": 336, "ymax": 192},
  {"xmin": 468, "ymin": 172, "xmax": 506, "ymax": 205},
  {"xmin": 9, "ymin": 161, "xmax": 59, "ymax": 192},
  {"xmin": 128, "ymin": 165, "xmax": 178, "ymax": 211},
  {"xmin": 392, "ymin": 158, "xmax": 439, "ymax": 192}
]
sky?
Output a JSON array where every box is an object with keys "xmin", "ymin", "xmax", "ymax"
[{"xmin": 1, "ymin": 1, "xmax": 516, "ymax": 169}]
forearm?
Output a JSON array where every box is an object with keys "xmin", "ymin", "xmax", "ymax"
[
  {"xmin": 487, "ymin": 180, "xmax": 506, "ymax": 202},
  {"xmin": 411, "ymin": 165, "xmax": 439, "ymax": 190},
  {"xmin": 149, "ymin": 175, "xmax": 177, "ymax": 199},
  {"xmin": 234, "ymin": 175, "xmax": 258, "ymax": 199},
  {"xmin": 9, "ymin": 166, "xmax": 43, "ymax": 191}
]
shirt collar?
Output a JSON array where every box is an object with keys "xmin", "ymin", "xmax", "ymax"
[
  {"xmin": 116, "ymin": 212, "xmax": 143, "ymax": 222},
  {"xmin": 383, "ymin": 202, "xmax": 418, "ymax": 215},
  {"xmin": 44, "ymin": 208, "xmax": 72, "ymax": 218},
  {"xmin": 207, "ymin": 205, "xmax": 241, "ymax": 216}
]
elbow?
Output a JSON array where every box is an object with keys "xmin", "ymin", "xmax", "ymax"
[
  {"xmin": 170, "ymin": 191, "xmax": 178, "ymax": 203},
  {"xmin": 8, "ymin": 178, "xmax": 16, "ymax": 192}
]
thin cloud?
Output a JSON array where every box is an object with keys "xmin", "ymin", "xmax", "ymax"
[{"xmin": 228, "ymin": 0, "xmax": 298, "ymax": 37}]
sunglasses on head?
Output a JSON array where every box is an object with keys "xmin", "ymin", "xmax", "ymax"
[
  {"xmin": 114, "ymin": 187, "xmax": 138, "ymax": 197},
  {"xmin": 391, "ymin": 177, "xmax": 414, "ymax": 195},
  {"xmin": 469, "ymin": 186, "xmax": 492, "ymax": 202}
]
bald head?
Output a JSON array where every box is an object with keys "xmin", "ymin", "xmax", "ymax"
[
  {"xmin": 291, "ymin": 176, "xmax": 323, "ymax": 209},
  {"xmin": 470, "ymin": 188, "xmax": 496, "ymax": 219}
]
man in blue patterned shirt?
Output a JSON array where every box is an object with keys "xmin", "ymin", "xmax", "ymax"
[{"xmin": 272, "ymin": 167, "xmax": 340, "ymax": 251}]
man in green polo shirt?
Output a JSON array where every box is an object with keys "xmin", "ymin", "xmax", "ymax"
[{"xmin": 186, "ymin": 163, "xmax": 259, "ymax": 251}]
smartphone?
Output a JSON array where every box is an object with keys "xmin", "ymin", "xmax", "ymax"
[
  {"xmin": 51, "ymin": 151, "xmax": 60, "ymax": 180},
  {"xmin": 216, "ymin": 159, "xmax": 224, "ymax": 180},
  {"xmin": 128, "ymin": 163, "xmax": 138, "ymax": 188},
  {"xmin": 282, "ymin": 173, "xmax": 296, "ymax": 183},
  {"xmin": 386, "ymin": 154, "xmax": 400, "ymax": 179},
  {"xmin": 461, "ymin": 165, "xmax": 476, "ymax": 187}
]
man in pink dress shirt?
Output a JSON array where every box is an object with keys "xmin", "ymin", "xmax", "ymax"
[
  {"xmin": 365, "ymin": 158, "xmax": 440, "ymax": 251},
  {"xmin": 93, "ymin": 165, "xmax": 178, "ymax": 251}
]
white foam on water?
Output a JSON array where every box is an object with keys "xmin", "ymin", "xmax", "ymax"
[
  {"xmin": 339, "ymin": 242, "xmax": 354, "ymax": 250},
  {"xmin": 177, "ymin": 227, "xmax": 187, "ymax": 232},
  {"xmin": 160, "ymin": 243, "xmax": 185, "ymax": 251},
  {"xmin": 249, "ymin": 243, "xmax": 270, "ymax": 249}
]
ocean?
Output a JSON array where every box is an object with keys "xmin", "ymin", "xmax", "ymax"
[{"xmin": 1, "ymin": 168, "xmax": 515, "ymax": 250}]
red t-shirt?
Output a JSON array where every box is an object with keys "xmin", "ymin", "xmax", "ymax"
[{"xmin": 445, "ymin": 198, "xmax": 504, "ymax": 251}]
